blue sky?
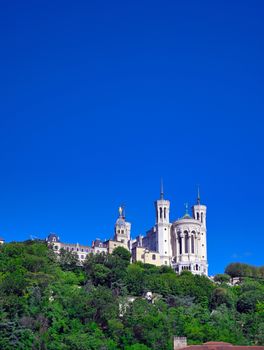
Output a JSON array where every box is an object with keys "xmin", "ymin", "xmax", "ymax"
[{"xmin": 1, "ymin": 0, "xmax": 264, "ymax": 274}]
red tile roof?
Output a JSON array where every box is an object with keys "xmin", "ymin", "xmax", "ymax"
[{"xmin": 180, "ymin": 342, "xmax": 264, "ymax": 350}]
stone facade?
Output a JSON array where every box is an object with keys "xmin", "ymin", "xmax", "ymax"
[
  {"xmin": 46, "ymin": 186, "xmax": 208, "ymax": 275},
  {"xmin": 131, "ymin": 246, "xmax": 161, "ymax": 266},
  {"xmin": 132, "ymin": 185, "xmax": 208, "ymax": 276}
]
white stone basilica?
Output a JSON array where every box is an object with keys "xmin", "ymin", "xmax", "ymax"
[
  {"xmin": 133, "ymin": 184, "xmax": 208, "ymax": 276},
  {"xmin": 46, "ymin": 183, "xmax": 208, "ymax": 276}
]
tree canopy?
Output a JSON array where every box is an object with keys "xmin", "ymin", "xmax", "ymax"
[{"xmin": 0, "ymin": 241, "xmax": 264, "ymax": 349}]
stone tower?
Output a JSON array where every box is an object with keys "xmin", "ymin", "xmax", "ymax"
[
  {"xmin": 155, "ymin": 181, "xmax": 172, "ymax": 265},
  {"xmin": 192, "ymin": 188, "xmax": 208, "ymax": 274},
  {"xmin": 114, "ymin": 206, "xmax": 131, "ymax": 247}
]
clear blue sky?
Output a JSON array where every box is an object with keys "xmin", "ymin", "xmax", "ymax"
[{"xmin": 1, "ymin": 0, "xmax": 263, "ymax": 274}]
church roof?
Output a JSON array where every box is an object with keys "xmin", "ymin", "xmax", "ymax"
[{"xmin": 181, "ymin": 213, "xmax": 192, "ymax": 220}]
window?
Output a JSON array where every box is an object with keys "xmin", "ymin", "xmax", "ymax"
[
  {"xmin": 197, "ymin": 212, "xmax": 200, "ymax": 220},
  {"xmin": 164, "ymin": 261, "xmax": 167, "ymax": 265},
  {"xmin": 165, "ymin": 240, "xmax": 167, "ymax": 242},
  {"xmin": 165, "ymin": 251, "xmax": 167, "ymax": 254},
  {"xmin": 159, "ymin": 207, "xmax": 162, "ymax": 219},
  {"xmin": 184, "ymin": 232, "xmax": 188, "ymax": 253},
  {"xmin": 179, "ymin": 237, "xmax": 182, "ymax": 255},
  {"xmin": 81, "ymin": 248, "xmax": 84, "ymax": 252},
  {"xmin": 164, "ymin": 207, "xmax": 167, "ymax": 219},
  {"xmin": 81, "ymin": 255, "xmax": 84, "ymax": 259},
  {"xmin": 201, "ymin": 212, "xmax": 204, "ymax": 223},
  {"xmin": 191, "ymin": 235, "xmax": 194, "ymax": 254},
  {"xmin": 152, "ymin": 254, "xmax": 156, "ymax": 260},
  {"xmin": 121, "ymin": 230, "xmax": 124, "ymax": 234}
]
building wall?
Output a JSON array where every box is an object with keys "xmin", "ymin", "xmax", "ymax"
[
  {"xmin": 106, "ymin": 240, "xmax": 129, "ymax": 254},
  {"xmin": 132, "ymin": 246, "xmax": 161, "ymax": 266}
]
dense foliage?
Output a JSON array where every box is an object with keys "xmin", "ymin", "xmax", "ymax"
[
  {"xmin": 225, "ymin": 262, "xmax": 264, "ymax": 279},
  {"xmin": 0, "ymin": 241, "xmax": 264, "ymax": 350}
]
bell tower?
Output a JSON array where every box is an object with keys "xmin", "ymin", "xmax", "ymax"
[
  {"xmin": 114, "ymin": 206, "xmax": 131, "ymax": 247},
  {"xmin": 192, "ymin": 187, "xmax": 207, "ymax": 229},
  {"xmin": 192, "ymin": 187, "xmax": 208, "ymax": 274},
  {"xmin": 155, "ymin": 180, "xmax": 171, "ymax": 265}
]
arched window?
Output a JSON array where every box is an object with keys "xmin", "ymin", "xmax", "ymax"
[
  {"xmin": 179, "ymin": 237, "xmax": 182, "ymax": 254},
  {"xmin": 191, "ymin": 235, "xmax": 194, "ymax": 254},
  {"xmin": 159, "ymin": 207, "xmax": 162, "ymax": 219},
  {"xmin": 197, "ymin": 212, "xmax": 200, "ymax": 220},
  {"xmin": 164, "ymin": 207, "xmax": 167, "ymax": 219},
  {"xmin": 152, "ymin": 254, "xmax": 156, "ymax": 260},
  {"xmin": 201, "ymin": 212, "xmax": 204, "ymax": 223},
  {"xmin": 184, "ymin": 232, "xmax": 188, "ymax": 253}
]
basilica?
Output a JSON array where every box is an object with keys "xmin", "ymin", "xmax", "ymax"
[{"xmin": 47, "ymin": 185, "xmax": 208, "ymax": 276}]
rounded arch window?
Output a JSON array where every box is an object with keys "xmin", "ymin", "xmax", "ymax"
[{"xmin": 184, "ymin": 231, "xmax": 188, "ymax": 253}]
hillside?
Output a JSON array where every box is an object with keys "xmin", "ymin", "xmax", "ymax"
[{"xmin": 0, "ymin": 241, "xmax": 264, "ymax": 350}]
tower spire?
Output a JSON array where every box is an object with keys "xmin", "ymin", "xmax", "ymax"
[
  {"xmin": 197, "ymin": 185, "xmax": 200, "ymax": 205},
  {"xmin": 160, "ymin": 178, "xmax": 164, "ymax": 200}
]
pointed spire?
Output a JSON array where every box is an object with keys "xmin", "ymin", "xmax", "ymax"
[
  {"xmin": 197, "ymin": 185, "xmax": 201, "ymax": 205},
  {"xmin": 184, "ymin": 202, "xmax": 189, "ymax": 214},
  {"xmin": 160, "ymin": 178, "xmax": 164, "ymax": 200}
]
